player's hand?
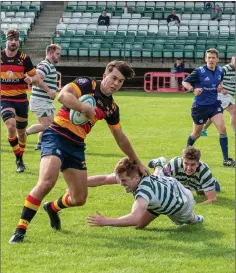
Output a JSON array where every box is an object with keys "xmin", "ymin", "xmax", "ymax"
[
  {"xmin": 87, "ymin": 211, "xmax": 106, "ymax": 226},
  {"xmin": 82, "ymin": 104, "xmax": 96, "ymax": 120},
  {"xmin": 193, "ymin": 88, "xmax": 202, "ymax": 96},
  {"xmin": 48, "ymin": 90, "xmax": 56, "ymax": 100},
  {"xmin": 138, "ymin": 163, "xmax": 150, "ymax": 176},
  {"xmin": 24, "ymin": 74, "xmax": 33, "ymax": 84},
  {"xmin": 221, "ymin": 89, "xmax": 228, "ymax": 95}
]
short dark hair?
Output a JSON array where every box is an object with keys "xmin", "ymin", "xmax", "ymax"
[
  {"xmin": 205, "ymin": 48, "xmax": 219, "ymax": 58},
  {"xmin": 105, "ymin": 61, "xmax": 135, "ymax": 80},
  {"xmin": 46, "ymin": 44, "xmax": 61, "ymax": 54},
  {"xmin": 182, "ymin": 147, "xmax": 201, "ymax": 162},
  {"xmin": 114, "ymin": 157, "xmax": 141, "ymax": 177}
]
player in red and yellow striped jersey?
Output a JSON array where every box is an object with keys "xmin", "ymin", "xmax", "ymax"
[
  {"xmin": 1, "ymin": 29, "xmax": 56, "ymax": 172},
  {"xmin": 9, "ymin": 60, "xmax": 149, "ymax": 243}
]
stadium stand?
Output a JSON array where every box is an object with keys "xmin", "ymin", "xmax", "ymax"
[{"xmin": 50, "ymin": 1, "xmax": 235, "ymax": 64}]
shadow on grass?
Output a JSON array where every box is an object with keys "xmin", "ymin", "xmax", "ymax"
[{"xmin": 115, "ymin": 92, "xmax": 192, "ymax": 98}]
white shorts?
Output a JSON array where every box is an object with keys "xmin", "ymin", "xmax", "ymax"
[
  {"xmin": 29, "ymin": 96, "xmax": 55, "ymax": 118},
  {"xmin": 167, "ymin": 185, "xmax": 194, "ymax": 225},
  {"xmin": 218, "ymin": 93, "xmax": 235, "ymax": 109}
]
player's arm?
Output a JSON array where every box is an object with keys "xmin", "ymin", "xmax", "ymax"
[
  {"xmin": 57, "ymin": 84, "xmax": 95, "ymax": 118},
  {"xmin": 182, "ymin": 69, "xmax": 202, "ymax": 95},
  {"xmin": 201, "ymin": 189, "xmax": 217, "ymax": 204},
  {"xmin": 36, "ymin": 70, "xmax": 56, "ymax": 99},
  {"xmin": 87, "ymin": 197, "xmax": 151, "ymax": 227},
  {"xmin": 110, "ymin": 127, "xmax": 149, "ymax": 176},
  {"xmin": 87, "ymin": 173, "xmax": 118, "ymax": 187}
]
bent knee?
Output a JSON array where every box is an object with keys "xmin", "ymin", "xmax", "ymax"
[{"xmin": 70, "ymin": 194, "xmax": 87, "ymax": 206}]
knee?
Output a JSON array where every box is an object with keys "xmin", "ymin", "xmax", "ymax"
[
  {"xmin": 37, "ymin": 177, "xmax": 56, "ymax": 195},
  {"xmin": 70, "ymin": 194, "xmax": 87, "ymax": 206}
]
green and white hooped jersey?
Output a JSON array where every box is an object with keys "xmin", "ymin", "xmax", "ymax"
[
  {"xmin": 160, "ymin": 156, "xmax": 216, "ymax": 192},
  {"xmin": 31, "ymin": 59, "xmax": 57, "ymax": 102},
  {"xmin": 222, "ymin": 64, "xmax": 235, "ymax": 96},
  {"xmin": 134, "ymin": 175, "xmax": 188, "ymax": 216}
]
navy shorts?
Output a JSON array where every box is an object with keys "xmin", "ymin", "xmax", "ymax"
[
  {"xmin": 1, "ymin": 100, "xmax": 29, "ymax": 119},
  {"xmin": 191, "ymin": 100, "xmax": 223, "ymax": 125},
  {"xmin": 41, "ymin": 128, "xmax": 87, "ymax": 172}
]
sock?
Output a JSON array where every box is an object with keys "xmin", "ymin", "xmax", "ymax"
[
  {"xmin": 187, "ymin": 135, "xmax": 196, "ymax": 146},
  {"xmin": 219, "ymin": 134, "xmax": 228, "ymax": 160},
  {"xmin": 8, "ymin": 136, "xmax": 21, "ymax": 157},
  {"xmin": 16, "ymin": 195, "xmax": 41, "ymax": 234},
  {"xmin": 51, "ymin": 193, "xmax": 70, "ymax": 212},
  {"xmin": 19, "ymin": 141, "xmax": 26, "ymax": 155}
]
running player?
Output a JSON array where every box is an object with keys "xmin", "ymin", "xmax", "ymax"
[
  {"xmin": 1, "ymin": 29, "xmax": 55, "ymax": 172},
  {"xmin": 182, "ymin": 48, "xmax": 235, "ymax": 167},
  {"xmin": 87, "ymin": 157, "xmax": 204, "ymax": 229},
  {"xmin": 201, "ymin": 54, "xmax": 236, "ymax": 136},
  {"xmin": 26, "ymin": 44, "xmax": 61, "ymax": 150},
  {"xmin": 9, "ymin": 61, "xmax": 149, "ymax": 243}
]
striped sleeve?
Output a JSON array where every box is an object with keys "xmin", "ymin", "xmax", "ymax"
[
  {"xmin": 199, "ymin": 164, "xmax": 215, "ymax": 192},
  {"xmin": 36, "ymin": 61, "xmax": 51, "ymax": 77},
  {"xmin": 135, "ymin": 181, "xmax": 154, "ymax": 203}
]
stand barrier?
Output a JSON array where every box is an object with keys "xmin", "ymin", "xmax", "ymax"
[{"xmin": 144, "ymin": 72, "xmax": 189, "ymax": 93}]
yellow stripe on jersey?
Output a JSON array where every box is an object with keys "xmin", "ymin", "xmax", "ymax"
[
  {"xmin": 27, "ymin": 67, "xmax": 36, "ymax": 76},
  {"xmin": 24, "ymin": 200, "xmax": 40, "ymax": 211},
  {"xmin": 1, "ymin": 89, "xmax": 28, "ymax": 96},
  {"xmin": 108, "ymin": 123, "xmax": 121, "ymax": 130},
  {"xmin": 1, "ymin": 72, "xmax": 25, "ymax": 79},
  {"xmin": 69, "ymin": 82, "xmax": 82, "ymax": 97},
  {"xmin": 54, "ymin": 116, "xmax": 87, "ymax": 139}
]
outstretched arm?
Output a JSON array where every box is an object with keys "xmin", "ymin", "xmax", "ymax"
[
  {"xmin": 110, "ymin": 127, "xmax": 149, "ymax": 176},
  {"xmin": 87, "ymin": 198, "xmax": 152, "ymax": 228},
  {"xmin": 87, "ymin": 173, "xmax": 117, "ymax": 187}
]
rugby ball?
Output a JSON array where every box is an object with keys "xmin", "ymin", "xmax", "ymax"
[{"xmin": 69, "ymin": 94, "xmax": 96, "ymax": 125}]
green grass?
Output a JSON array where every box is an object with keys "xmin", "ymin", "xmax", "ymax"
[{"xmin": 1, "ymin": 92, "xmax": 235, "ymax": 273}]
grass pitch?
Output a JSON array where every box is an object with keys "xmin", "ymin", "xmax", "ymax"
[{"xmin": 1, "ymin": 92, "xmax": 235, "ymax": 273}]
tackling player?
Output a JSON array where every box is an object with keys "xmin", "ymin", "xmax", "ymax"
[{"xmin": 87, "ymin": 157, "xmax": 204, "ymax": 229}]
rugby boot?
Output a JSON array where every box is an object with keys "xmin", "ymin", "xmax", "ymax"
[
  {"xmin": 9, "ymin": 229, "xmax": 25, "ymax": 244},
  {"xmin": 43, "ymin": 202, "xmax": 61, "ymax": 231},
  {"xmin": 16, "ymin": 156, "xmax": 26, "ymax": 173},
  {"xmin": 223, "ymin": 158, "xmax": 235, "ymax": 167},
  {"xmin": 148, "ymin": 157, "xmax": 167, "ymax": 169}
]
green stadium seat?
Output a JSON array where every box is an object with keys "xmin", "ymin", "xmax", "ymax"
[
  {"xmin": 110, "ymin": 43, "xmax": 122, "ymax": 58},
  {"xmin": 89, "ymin": 43, "xmax": 101, "ymax": 58},
  {"xmin": 152, "ymin": 44, "xmax": 163, "ymax": 58},
  {"xmin": 131, "ymin": 43, "xmax": 142, "ymax": 59},
  {"xmin": 184, "ymin": 45, "xmax": 195, "ymax": 59},
  {"xmin": 78, "ymin": 43, "xmax": 90, "ymax": 57},
  {"xmin": 195, "ymin": 45, "xmax": 205, "ymax": 60},
  {"xmin": 100, "ymin": 44, "xmax": 111, "ymax": 57},
  {"xmin": 142, "ymin": 43, "xmax": 153, "ymax": 58},
  {"xmin": 163, "ymin": 45, "xmax": 174, "ymax": 58},
  {"xmin": 174, "ymin": 45, "xmax": 184, "ymax": 58}
]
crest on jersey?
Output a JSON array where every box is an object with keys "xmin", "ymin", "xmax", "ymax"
[
  {"xmin": 218, "ymin": 75, "xmax": 221, "ymax": 80},
  {"xmin": 6, "ymin": 70, "xmax": 14, "ymax": 77}
]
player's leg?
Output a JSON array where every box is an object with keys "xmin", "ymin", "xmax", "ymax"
[
  {"xmin": 187, "ymin": 123, "xmax": 203, "ymax": 146},
  {"xmin": 9, "ymin": 155, "xmax": 62, "ymax": 243},
  {"xmin": 225, "ymin": 103, "xmax": 236, "ymax": 133},
  {"xmin": 43, "ymin": 140, "xmax": 88, "ymax": 230},
  {"xmin": 187, "ymin": 103, "xmax": 207, "ymax": 146},
  {"xmin": 201, "ymin": 119, "xmax": 212, "ymax": 136},
  {"xmin": 211, "ymin": 112, "xmax": 235, "ymax": 166}
]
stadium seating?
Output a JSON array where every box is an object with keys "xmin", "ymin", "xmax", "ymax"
[{"xmin": 52, "ymin": 1, "xmax": 235, "ymax": 63}]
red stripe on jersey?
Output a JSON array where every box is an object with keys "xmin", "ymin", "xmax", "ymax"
[
  {"xmin": 1, "ymin": 84, "xmax": 27, "ymax": 90},
  {"xmin": 1, "ymin": 65, "xmax": 25, "ymax": 72},
  {"xmin": 57, "ymin": 108, "xmax": 70, "ymax": 120}
]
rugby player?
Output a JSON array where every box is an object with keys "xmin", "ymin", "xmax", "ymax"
[
  {"xmin": 182, "ymin": 48, "xmax": 235, "ymax": 167},
  {"xmin": 1, "ymin": 29, "xmax": 55, "ymax": 172},
  {"xmin": 201, "ymin": 54, "xmax": 236, "ymax": 136},
  {"xmin": 85, "ymin": 147, "xmax": 219, "ymax": 204},
  {"xmin": 87, "ymin": 157, "xmax": 204, "ymax": 229},
  {"xmin": 26, "ymin": 44, "xmax": 61, "ymax": 150},
  {"xmin": 9, "ymin": 61, "xmax": 149, "ymax": 243}
]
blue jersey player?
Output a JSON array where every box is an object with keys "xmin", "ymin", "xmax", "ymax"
[{"xmin": 182, "ymin": 48, "xmax": 235, "ymax": 167}]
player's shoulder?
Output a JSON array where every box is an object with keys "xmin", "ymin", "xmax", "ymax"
[
  {"xmin": 73, "ymin": 76, "xmax": 96, "ymax": 87},
  {"xmin": 19, "ymin": 51, "xmax": 30, "ymax": 61},
  {"xmin": 197, "ymin": 65, "xmax": 207, "ymax": 73},
  {"xmin": 216, "ymin": 65, "xmax": 223, "ymax": 72},
  {"xmin": 222, "ymin": 63, "xmax": 232, "ymax": 72}
]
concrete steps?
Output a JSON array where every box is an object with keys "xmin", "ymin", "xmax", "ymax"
[{"xmin": 22, "ymin": 1, "xmax": 64, "ymax": 58}]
